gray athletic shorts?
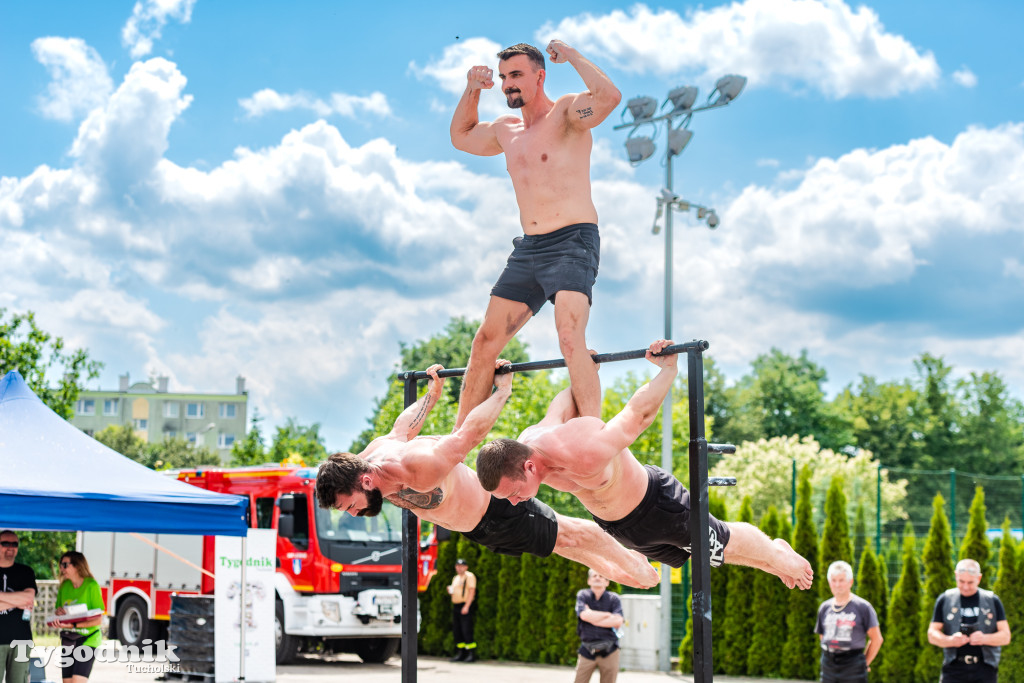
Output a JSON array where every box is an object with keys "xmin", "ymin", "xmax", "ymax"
[
  {"xmin": 490, "ymin": 223, "xmax": 600, "ymax": 314},
  {"xmin": 592, "ymin": 465, "xmax": 731, "ymax": 568},
  {"xmin": 463, "ymin": 496, "xmax": 559, "ymax": 557}
]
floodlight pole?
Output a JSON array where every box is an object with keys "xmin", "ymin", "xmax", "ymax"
[{"xmin": 614, "ymin": 85, "xmax": 742, "ymax": 677}]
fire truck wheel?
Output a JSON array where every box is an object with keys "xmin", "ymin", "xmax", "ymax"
[
  {"xmin": 275, "ymin": 601, "xmax": 298, "ymax": 665},
  {"xmin": 356, "ymin": 638, "xmax": 400, "ymax": 664},
  {"xmin": 117, "ymin": 595, "xmax": 157, "ymax": 649}
]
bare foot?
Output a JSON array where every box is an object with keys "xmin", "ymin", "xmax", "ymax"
[
  {"xmin": 772, "ymin": 538, "xmax": 814, "ymax": 590},
  {"xmin": 625, "ymin": 548, "xmax": 660, "ymax": 589}
]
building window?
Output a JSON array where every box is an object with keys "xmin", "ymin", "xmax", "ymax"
[
  {"xmin": 186, "ymin": 432, "xmax": 197, "ymax": 444},
  {"xmin": 133, "ymin": 419, "xmax": 148, "ymax": 430},
  {"xmin": 103, "ymin": 399, "xmax": 120, "ymax": 416},
  {"xmin": 165, "ymin": 430, "xmax": 178, "ymax": 440},
  {"xmin": 76, "ymin": 399, "xmax": 95, "ymax": 416},
  {"xmin": 219, "ymin": 403, "xmax": 237, "ymax": 419},
  {"xmin": 164, "ymin": 402, "xmax": 179, "ymax": 418},
  {"xmin": 186, "ymin": 403, "xmax": 204, "ymax": 418},
  {"xmin": 219, "ymin": 433, "xmax": 235, "ymax": 448}
]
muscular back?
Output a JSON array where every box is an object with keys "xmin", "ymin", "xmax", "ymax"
[
  {"xmin": 495, "ymin": 95, "xmax": 598, "ymax": 234},
  {"xmin": 362, "ymin": 436, "xmax": 491, "ymax": 532},
  {"xmin": 521, "ymin": 416, "xmax": 649, "ymax": 521}
]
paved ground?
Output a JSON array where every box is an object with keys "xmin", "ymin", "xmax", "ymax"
[{"xmin": 36, "ymin": 646, "xmax": 806, "ymax": 683}]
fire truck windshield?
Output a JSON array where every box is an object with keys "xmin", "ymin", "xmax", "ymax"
[{"xmin": 314, "ymin": 501, "xmax": 403, "ymax": 543}]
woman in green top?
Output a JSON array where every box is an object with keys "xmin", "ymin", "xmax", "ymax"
[{"xmin": 51, "ymin": 552, "xmax": 105, "ymax": 683}]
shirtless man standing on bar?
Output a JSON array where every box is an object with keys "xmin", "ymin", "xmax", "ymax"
[{"xmin": 450, "ymin": 40, "xmax": 620, "ymax": 428}]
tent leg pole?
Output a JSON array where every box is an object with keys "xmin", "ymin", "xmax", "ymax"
[{"xmin": 239, "ymin": 534, "xmax": 246, "ymax": 682}]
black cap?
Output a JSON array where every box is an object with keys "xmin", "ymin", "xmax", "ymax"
[{"xmin": 455, "ymin": 558, "xmax": 468, "ymax": 566}]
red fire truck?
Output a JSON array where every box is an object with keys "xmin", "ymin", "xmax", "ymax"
[{"xmin": 80, "ymin": 465, "xmax": 438, "ymax": 664}]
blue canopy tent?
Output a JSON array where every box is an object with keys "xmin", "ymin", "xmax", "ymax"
[{"xmin": 0, "ymin": 371, "xmax": 248, "ymax": 536}]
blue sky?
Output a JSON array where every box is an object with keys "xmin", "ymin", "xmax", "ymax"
[{"xmin": 2, "ymin": 0, "xmax": 1023, "ymax": 452}]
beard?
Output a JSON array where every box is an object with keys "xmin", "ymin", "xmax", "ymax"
[
  {"xmin": 505, "ymin": 90, "xmax": 525, "ymax": 109},
  {"xmin": 357, "ymin": 487, "xmax": 384, "ymax": 517}
]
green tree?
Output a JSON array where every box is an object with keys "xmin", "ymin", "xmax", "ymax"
[
  {"xmin": 879, "ymin": 525, "xmax": 921, "ymax": 683},
  {"xmin": 494, "ymin": 554, "xmax": 522, "ymax": 659},
  {"xmin": 473, "ymin": 546, "xmax": 502, "ymax": 660},
  {"xmin": 747, "ymin": 507, "xmax": 788, "ymax": 676},
  {"xmin": 915, "ymin": 494, "xmax": 955, "ymax": 683},
  {"xmin": 856, "ymin": 546, "xmax": 888, "ymax": 682},
  {"xmin": 992, "ymin": 519, "xmax": 1024, "ymax": 681},
  {"xmin": 955, "ymin": 372, "xmax": 1024, "ymax": 475},
  {"xmin": 421, "ymin": 534, "xmax": 459, "ymax": 655},
  {"xmin": 230, "ymin": 408, "xmax": 268, "ymax": 465},
  {"xmin": 959, "ymin": 486, "xmax": 991, "ymax": 583},
  {"xmin": 0, "ymin": 308, "xmax": 101, "ymax": 419},
  {"xmin": 708, "ymin": 436, "xmax": 906, "ymax": 525},
  {"xmin": 351, "ymin": 317, "xmax": 531, "ymax": 451},
  {"xmin": 720, "ymin": 496, "xmax": 756, "ymax": 676},
  {"xmin": 820, "ymin": 476, "xmax": 854, "ymax": 602},
  {"xmin": 854, "ymin": 502, "xmax": 868, "ymax": 570},
  {"xmin": 94, "ymin": 423, "xmax": 148, "ymax": 462},
  {"xmin": 542, "ymin": 554, "xmax": 578, "ymax": 664},
  {"xmin": 781, "ymin": 466, "xmax": 821, "ymax": 680},
  {"xmin": 13, "ymin": 531, "xmax": 75, "ymax": 580},
  {"xmin": 95, "ymin": 425, "xmax": 219, "ymax": 469},
  {"xmin": 915, "ymin": 354, "xmax": 958, "ymax": 470},
  {"xmin": 718, "ymin": 348, "xmax": 853, "ymax": 451},
  {"xmin": 268, "ymin": 417, "xmax": 328, "ymax": 465},
  {"xmin": 516, "ymin": 553, "xmax": 546, "ymax": 662},
  {"xmin": 833, "ymin": 375, "xmax": 928, "ymax": 472}
]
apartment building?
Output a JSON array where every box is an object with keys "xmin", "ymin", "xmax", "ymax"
[{"xmin": 71, "ymin": 374, "xmax": 247, "ymax": 462}]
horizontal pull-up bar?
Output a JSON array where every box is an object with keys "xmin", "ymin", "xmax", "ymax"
[{"xmin": 396, "ymin": 340, "xmax": 710, "ymax": 381}]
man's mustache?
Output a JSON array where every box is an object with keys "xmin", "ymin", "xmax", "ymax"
[{"xmin": 505, "ymin": 88, "xmax": 521, "ymax": 96}]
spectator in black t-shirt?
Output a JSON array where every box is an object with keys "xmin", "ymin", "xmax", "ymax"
[
  {"xmin": 0, "ymin": 530, "xmax": 37, "ymax": 683},
  {"xmin": 574, "ymin": 569, "xmax": 623, "ymax": 683},
  {"xmin": 927, "ymin": 558, "xmax": 1011, "ymax": 683}
]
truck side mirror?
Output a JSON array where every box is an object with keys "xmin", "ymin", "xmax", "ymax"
[
  {"xmin": 278, "ymin": 515, "xmax": 295, "ymax": 539},
  {"xmin": 278, "ymin": 494, "xmax": 295, "ymax": 514}
]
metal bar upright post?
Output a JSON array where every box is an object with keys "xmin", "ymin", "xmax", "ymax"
[
  {"xmin": 687, "ymin": 346, "xmax": 713, "ymax": 682},
  {"xmin": 657, "ymin": 122, "xmax": 675, "ymax": 674},
  {"xmin": 401, "ymin": 377, "xmax": 419, "ymax": 683}
]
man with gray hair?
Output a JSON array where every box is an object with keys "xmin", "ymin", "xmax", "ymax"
[
  {"xmin": 927, "ymin": 558, "xmax": 1011, "ymax": 683},
  {"xmin": 815, "ymin": 560, "xmax": 882, "ymax": 682}
]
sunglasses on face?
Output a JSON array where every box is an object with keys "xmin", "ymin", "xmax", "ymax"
[
  {"xmin": 60, "ymin": 561, "xmax": 72, "ymax": 568},
  {"xmin": 0, "ymin": 541, "xmax": 18, "ymax": 548}
]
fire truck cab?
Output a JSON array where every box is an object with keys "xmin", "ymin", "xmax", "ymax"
[{"xmin": 82, "ymin": 465, "xmax": 437, "ymax": 664}]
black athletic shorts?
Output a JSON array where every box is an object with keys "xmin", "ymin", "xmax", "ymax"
[
  {"xmin": 57, "ymin": 639, "xmax": 96, "ymax": 680},
  {"xmin": 592, "ymin": 465, "xmax": 731, "ymax": 568},
  {"xmin": 490, "ymin": 223, "xmax": 600, "ymax": 314},
  {"xmin": 463, "ymin": 496, "xmax": 559, "ymax": 557}
]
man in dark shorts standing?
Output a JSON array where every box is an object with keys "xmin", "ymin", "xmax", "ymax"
[
  {"xmin": 927, "ymin": 559, "xmax": 1011, "ymax": 683},
  {"xmin": 313, "ymin": 363, "xmax": 657, "ymax": 588},
  {"xmin": 449, "ymin": 40, "xmax": 620, "ymax": 429},
  {"xmin": 476, "ymin": 339, "xmax": 814, "ymax": 589}
]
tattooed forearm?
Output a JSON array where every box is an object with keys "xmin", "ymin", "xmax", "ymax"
[{"xmin": 394, "ymin": 487, "xmax": 445, "ymax": 510}]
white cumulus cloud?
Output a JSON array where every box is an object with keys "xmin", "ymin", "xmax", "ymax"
[
  {"xmin": 239, "ymin": 88, "xmax": 393, "ymax": 119},
  {"xmin": 411, "ymin": 37, "xmax": 508, "ymax": 116},
  {"xmin": 538, "ymin": 0, "xmax": 940, "ymax": 98},
  {"xmin": 31, "ymin": 37, "xmax": 114, "ymax": 122},
  {"xmin": 952, "ymin": 67, "xmax": 978, "ymax": 88},
  {"xmin": 122, "ymin": 0, "xmax": 196, "ymax": 58}
]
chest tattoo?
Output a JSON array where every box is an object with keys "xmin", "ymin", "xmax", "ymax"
[{"xmin": 392, "ymin": 487, "xmax": 445, "ymax": 510}]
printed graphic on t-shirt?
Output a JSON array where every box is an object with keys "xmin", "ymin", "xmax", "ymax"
[{"xmin": 822, "ymin": 609, "xmax": 858, "ymax": 645}]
